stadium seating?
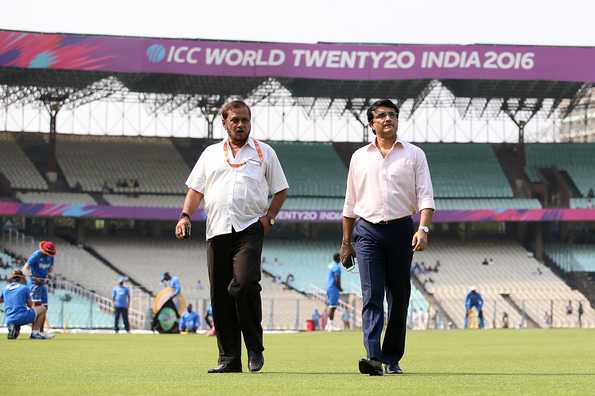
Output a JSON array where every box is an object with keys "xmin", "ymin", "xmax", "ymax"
[
  {"xmin": 85, "ymin": 235, "xmax": 352, "ymax": 330},
  {"xmin": 268, "ymin": 142, "xmax": 347, "ymax": 197},
  {"xmin": 419, "ymin": 144, "xmax": 514, "ymax": 198},
  {"xmin": 435, "ymin": 198, "xmax": 541, "ymax": 210},
  {"xmin": 525, "ymin": 144, "xmax": 595, "ymax": 195},
  {"xmin": 570, "ymin": 198, "xmax": 595, "ymax": 209},
  {"xmin": 56, "ymin": 135, "xmax": 190, "ymax": 194},
  {"xmin": 0, "ymin": 133, "xmax": 48, "ymax": 191},
  {"xmin": 103, "ymin": 194, "xmax": 185, "ymax": 208},
  {"xmin": 414, "ymin": 239, "xmax": 595, "ymax": 329},
  {"xmin": 545, "ymin": 244, "xmax": 595, "ymax": 272},
  {"xmin": 0, "ymin": 280, "xmax": 113, "ymax": 328},
  {"xmin": 1, "ymin": 235, "xmax": 124, "ymax": 299},
  {"xmin": 17, "ymin": 192, "xmax": 98, "ymax": 205}
]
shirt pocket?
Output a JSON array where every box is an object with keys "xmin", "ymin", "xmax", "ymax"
[
  {"xmin": 242, "ymin": 160, "xmax": 262, "ymax": 180},
  {"xmin": 387, "ymin": 158, "xmax": 415, "ymax": 189}
]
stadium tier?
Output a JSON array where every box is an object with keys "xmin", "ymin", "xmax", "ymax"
[
  {"xmin": 17, "ymin": 192, "xmax": 98, "ymax": 205},
  {"xmin": 1, "ymin": 235, "xmax": 125, "ymax": 299},
  {"xmin": 0, "ymin": 133, "xmax": 48, "ymax": 191},
  {"xmin": 435, "ymin": 198, "xmax": 541, "ymax": 210},
  {"xmin": 419, "ymin": 144, "xmax": 513, "ymax": 198},
  {"xmin": 103, "ymin": 194, "xmax": 185, "ymax": 208},
  {"xmin": 570, "ymin": 198, "xmax": 595, "ymax": 208},
  {"xmin": 0, "ymin": 281, "xmax": 113, "ymax": 328},
  {"xmin": 525, "ymin": 143, "xmax": 595, "ymax": 195},
  {"xmin": 545, "ymin": 244, "xmax": 595, "ymax": 273},
  {"xmin": 56, "ymin": 135, "xmax": 190, "ymax": 194},
  {"xmin": 414, "ymin": 239, "xmax": 595, "ymax": 329},
  {"xmin": 268, "ymin": 142, "xmax": 347, "ymax": 197}
]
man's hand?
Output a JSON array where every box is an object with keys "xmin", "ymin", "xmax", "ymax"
[
  {"xmin": 259, "ymin": 216, "xmax": 272, "ymax": 234},
  {"xmin": 411, "ymin": 230, "xmax": 428, "ymax": 251},
  {"xmin": 175, "ymin": 217, "xmax": 191, "ymax": 240},
  {"xmin": 339, "ymin": 240, "xmax": 356, "ymax": 267}
]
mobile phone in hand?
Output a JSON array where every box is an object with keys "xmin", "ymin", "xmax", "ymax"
[{"xmin": 183, "ymin": 223, "xmax": 191, "ymax": 239}]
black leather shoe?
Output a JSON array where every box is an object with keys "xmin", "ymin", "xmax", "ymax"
[
  {"xmin": 384, "ymin": 363, "xmax": 403, "ymax": 374},
  {"xmin": 358, "ymin": 358, "xmax": 383, "ymax": 376},
  {"xmin": 248, "ymin": 351, "xmax": 264, "ymax": 372},
  {"xmin": 207, "ymin": 363, "xmax": 242, "ymax": 373}
]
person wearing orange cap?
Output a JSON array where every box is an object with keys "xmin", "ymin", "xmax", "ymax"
[{"xmin": 22, "ymin": 241, "xmax": 56, "ymax": 335}]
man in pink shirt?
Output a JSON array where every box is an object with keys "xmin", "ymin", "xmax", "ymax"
[{"xmin": 340, "ymin": 99, "xmax": 435, "ymax": 376}]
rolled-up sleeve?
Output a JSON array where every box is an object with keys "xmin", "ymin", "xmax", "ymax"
[
  {"xmin": 415, "ymin": 149, "xmax": 435, "ymax": 212},
  {"xmin": 342, "ymin": 156, "xmax": 357, "ymax": 218}
]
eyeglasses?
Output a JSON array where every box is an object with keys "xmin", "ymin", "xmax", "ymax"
[{"xmin": 374, "ymin": 111, "xmax": 398, "ymax": 120}]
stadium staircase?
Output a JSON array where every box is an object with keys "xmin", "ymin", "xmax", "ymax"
[
  {"xmin": 332, "ymin": 142, "xmax": 365, "ymax": 168},
  {"xmin": 16, "ymin": 132, "xmax": 71, "ymax": 192},
  {"xmin": 171, "ymin": 137, "xmax": 214, "ymax": 169},
  {"xmin": 491, "ymin": 143, "xmax": 532, "ymax": 198},
  {"xmin": 59, "ymin": 233, "xmax": 154, "ymax": 297},
  {"xmin": 500, "ymin": 293, "xmax": 540, "ymax": 328},
  {"xmin": 411, "ymin": 274, "xmax": 456, "ymax": 328},
  {"xmin": 542, "ymin": 247, "xmax": 595, "ymax": 309}
]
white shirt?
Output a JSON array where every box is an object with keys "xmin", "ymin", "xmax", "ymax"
[
  {"xmin": 343, "ymin": 139, "xmax": 435, "ymax": 223},
  {"xmin": 186, "ymin": 136, "xmax": 289, "ymax": 240}
]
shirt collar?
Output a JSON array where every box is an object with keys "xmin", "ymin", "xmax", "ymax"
[
  {"xmin": 222, "ymin": 136, "xmax": 255, "ymax": 150},
  {"xmin": 366, "ymin": 137, "xmax": 404, "ymax": 152}
]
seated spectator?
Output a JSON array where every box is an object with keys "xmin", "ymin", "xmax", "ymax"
[
  {"xmin": 481, "ymin": 257, "xmax": 489, "ymax": 266},
  {"xmin": 179, "ymin": 304, "xmax": 200, "ymax": 333}
]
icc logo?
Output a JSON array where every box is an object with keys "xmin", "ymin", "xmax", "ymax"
[{"xmin": 146, "ymin": 44, "xmax": 166, "ymax": 63}]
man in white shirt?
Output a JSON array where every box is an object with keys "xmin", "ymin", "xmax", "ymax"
[
  {"xmin": 175, "ymin": 100, "xmax": 288, "ymax": 374},
  {"xmin": 340, "ymin": 99, "xmax": 435, "ymax": 376}
]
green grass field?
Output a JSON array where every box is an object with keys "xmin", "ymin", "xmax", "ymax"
[{"xmin": 1, "ymin": 329, "xmax": 594, "ymax": 395}]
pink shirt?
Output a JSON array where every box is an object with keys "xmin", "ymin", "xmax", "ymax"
[{"xmin": 343, "ymin": 139, "xmax": 435, "ymax": 222}]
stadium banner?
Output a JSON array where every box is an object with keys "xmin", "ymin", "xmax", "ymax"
[
  {"xmin": 2, "ymin": 201, "xmax": 595, "ymax": 223},
  {"xmin": 1, "ymin": 30, "xmax": 594, "ymax": 82}
]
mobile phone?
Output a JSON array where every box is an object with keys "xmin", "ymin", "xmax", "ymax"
[
  {"xmin": 183, "ymin": 223, "xmax": 191, "ymax": 239},
  {"xmin": 342, "ymin": 254, "xmax": 356, "ymax": 270}
]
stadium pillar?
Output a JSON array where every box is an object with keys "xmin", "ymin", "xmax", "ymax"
[{"xmin": 534, "ymin": 222, "xmax": 544, "ymax": 261}]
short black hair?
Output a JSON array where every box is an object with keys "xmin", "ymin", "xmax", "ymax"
[
  {"xmin": 221, "ymin": 100, "xmax": 251, "ymax": 120},
  {"xmin": 366, "ymin": 99, "xmax": 399, "ymax": 124},
  {"xmin": 333, "ymin": 253, "xmax": 340, "ymax": 263}
]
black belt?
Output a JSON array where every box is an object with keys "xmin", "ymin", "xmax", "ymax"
[{"xmin": 362, "ymin": 216, "xmax": 411, "ymax": 225}]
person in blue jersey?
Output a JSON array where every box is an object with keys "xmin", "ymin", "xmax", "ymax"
[
  {"xmin": 179, "ymin": 304, "xmax": 200, "ymax": 333},
  {"xmin": 0, "ymin": 269, "xmax": 48, "ymax": 339},
  {"xmin": 325, "ymin": 253, "xmax": 343, "ymax": 332},
  {"xmin": 22, "ymin": 240, "xmax": 56, "ymax": 334},
  {"xmin": 161, "ymin": 272, "xmax": 182, "ymax": 315},
  {"xmin": 204, "ymin": 304, "xmax": 216, "ymax": 336},
  {"xmin": 464, "ymin": 286, "xmax": 485, "ymax": 329},
  {"xmin": 112, "ymin": 278, "xmax": 130, "ymax": 333}
]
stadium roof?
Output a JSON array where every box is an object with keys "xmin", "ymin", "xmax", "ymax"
[{"xmin": 1, "ymin": 29, "xmax": 594, "ymax": 118}]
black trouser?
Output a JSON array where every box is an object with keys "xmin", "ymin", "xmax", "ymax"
[
  {"xmin": 114, "ymin": 307, "xmax": 130, "ymax": 332},
  {"xmin": 207, "ymin": 221, "xmax": 264, "ymax": 365}
]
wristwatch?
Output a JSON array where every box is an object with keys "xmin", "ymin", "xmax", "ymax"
[
  {"xmin": 418, "ymin": 225, "xmax": 430, "ymax": 233},
  {"xmin": 267, "ymin": 215, "xmax": 276, "ymax": 226},
  {"xmin": 179, "ymin": 212, "xmax": 191, "ymax": 221}
]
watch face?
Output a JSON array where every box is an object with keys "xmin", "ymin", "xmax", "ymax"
[{"xmin": 269, "ymin": 218, "xmax": 276, "ymax": 226}]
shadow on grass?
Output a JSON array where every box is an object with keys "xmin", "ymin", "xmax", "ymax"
[{"xmin": 261, "ymin": 371, "xmax": 595, "ymax": 377}]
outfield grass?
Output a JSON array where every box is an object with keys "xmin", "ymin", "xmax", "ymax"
[{"xmin": 1, "ymin": 329, "xmax": 594, "ymax": 395}]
